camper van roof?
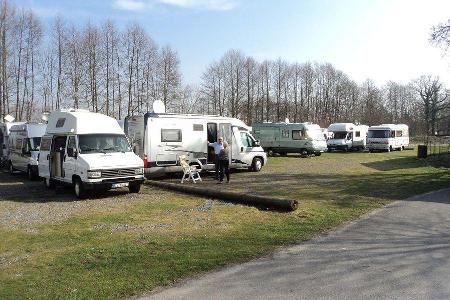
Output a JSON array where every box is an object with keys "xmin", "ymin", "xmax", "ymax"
[
  {"xmin": 139, "ymin": 112, "xmax": 251, "ymax": 130},
  {"xmin": 46, "ymin": 110, "xmax": 124, "ymax": 135},
  {"xmin": 9, "ymin": 123, "xmax": 47, "ymax": 137},
  {"xmin": 369, "ymin": 124, "xmax": 409, "ymax": 130}
]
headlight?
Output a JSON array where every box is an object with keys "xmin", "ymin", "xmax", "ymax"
[
  {"xmin": 87, "ymin": 171, "xmax": 102, "ymax": 178},
  {"xmin": 135, "ymin": 168, "xmax": 144, "ymax": 175}
]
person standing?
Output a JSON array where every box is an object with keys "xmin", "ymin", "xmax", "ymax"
[
  {"xmin": 218, "ymin": 142, "xmax": 230, "ymax": 183},
  {"xmin": 208, "ymin": 137, "xmax": 224, "ymax": 180}
]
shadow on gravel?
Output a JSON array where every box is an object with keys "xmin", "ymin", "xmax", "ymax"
[{"xmin": 0, "ymin": 171, "xmax": 130, "ymax": 203}]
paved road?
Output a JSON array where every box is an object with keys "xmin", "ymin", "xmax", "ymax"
[{"xmin": 141, "ymin": 189, "xmax": 450, "ymax": 300}]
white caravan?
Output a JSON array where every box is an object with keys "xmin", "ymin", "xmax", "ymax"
[
  {"xmin": 367, "ymin": 124, "xmax": 409, "ymax": 152},
  {"xmin": 327, "ymin": 123, "xmax": 369, "ymax": 151},
  {"xmin": 0, "ymin": 121, "xmax": 25, "ymax": 167},
  {"xmin": 251, "ymin": 122, "xmax": 328, "ymax": 156},
  {"xmin": 38, "ymin": 109, "xmax": 145, "ymax": 198},
  {"xmin": 8, "ymin": 123, "xmax": 46, "ymax": 179},
  {"xmin": 124, "ymin": 113, "xmax": 267, "ymax": 177}
]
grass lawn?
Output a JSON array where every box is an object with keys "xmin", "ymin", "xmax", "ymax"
[{"xmin": 1, "ymin": 149, "xmax": 449, "ymax": 299}]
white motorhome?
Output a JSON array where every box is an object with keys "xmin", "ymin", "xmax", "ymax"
[
  {"xmin": 38, "ymin": 109, "xmax": 145, "ymax": 198},
  {"xmin": 327, "ymin": 123, "xmax": 369, "ymax": 151},
  {"xmin": 367, "ymin": 124, "xmax": 409, "ymax": 152},
  {"xmin": 124, "ymin": 113, "xmax": 267, "ymax": 177},
  {"xmin": 0, "ymin": 121, "xmax": 25, "ymax": 167},
  {"xmin": 252, "ymin": 122, "xmax": 327, "ymax": 156},
  {"xmin": 8, "ymin": 123, "xmax": 46, "ymax": 179}
]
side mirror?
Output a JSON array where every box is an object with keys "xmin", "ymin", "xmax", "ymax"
[
  {"xmin": 67, "ymin": 147, "xmax": 77, "ymax": 158},
  {"xmin": 254, "ymin": 140, "xmax": 261, "ymax": 147}
]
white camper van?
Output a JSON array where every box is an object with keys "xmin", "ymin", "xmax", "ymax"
[
  {"xmin": 124, "ymin": 113, "xmax": 267, "ymax": 177},
  {"xmin": 0, "ymin": 121, "xmax": 25, "ymax": 168},
  {"xmin": 327, "ymin": 123, "xmax": 369, "ymax": 151},
  {"xmin": 252, "ymin": 122, "xmax": 328, "ymax": 156},
  {"xmin": 38, "ymin": 109, "xmax": 145, "ymax": 198},
  {"xmin": 367, "ymin": 124, "xmax": 409, "ymax": 152},
  {"xmin": 8, "ymin": 123, "xmax": 46, "ymax": 179}
]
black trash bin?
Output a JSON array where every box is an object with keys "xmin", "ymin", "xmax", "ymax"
[{"xmin": 417, "ymin": 145, "xmax": 427, "ymax": 158}]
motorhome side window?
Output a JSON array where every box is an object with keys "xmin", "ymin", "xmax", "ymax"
[
  {"xmin": 292, "ymin": 130, "xmax": 304, "ymax": 140},
  {"xmin": 193, "ymin": 124, "xmax": 203, "ymax": 131},
  {"xmin": 240, "ymin": 132, "xmax": 252, "ymax": 147},
  {"xmin": 355, "ymin": 131, "xmax": 360, "ymax": 137},
  {"xmin": 56, "ymin": 118, "xmax": 66, "ymax": 128},
  {"xmin": 40, "ymin": 137, "xmax": 52, "ymax": 151},
  {"xmin": 395, "ymin": 130, "xmax": 403, "ymax": 137},
  {"xmin": 281, "ymin": 129, "xmax": 289, "ymax": 138},
  {"xmin": 161, "ymin": 129, "xmax": 182, "ymax": 142},
  {"xmin": 15, "ymin": 138, "xmax": 22, "ymax": 150},
  {"xmin": 67, "ymin": 136, "xmax": 76, "ymax": 157}
]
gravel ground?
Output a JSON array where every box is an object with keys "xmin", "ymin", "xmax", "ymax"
[{"xmin": 0, "ymin": 170, "xmax": 164, "ymax": 230}]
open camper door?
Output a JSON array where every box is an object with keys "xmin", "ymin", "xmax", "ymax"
[{"xmin": 218, "ymin": 123, "xmax": 232, "ymax": 164}]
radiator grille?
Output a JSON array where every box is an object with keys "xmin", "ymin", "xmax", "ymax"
[{"xmin": 101, "ymin": 168, "xmax": 136, "ymax": 178}]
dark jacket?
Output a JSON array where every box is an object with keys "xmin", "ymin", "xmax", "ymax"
[{"xmin": 218, "ymin": 147, "xmax": 229, "ymax": 160}]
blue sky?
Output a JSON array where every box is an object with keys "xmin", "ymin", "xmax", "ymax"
[{"xmin": 15, "ymin": 0, "xmax": 450, "ymax": 86}]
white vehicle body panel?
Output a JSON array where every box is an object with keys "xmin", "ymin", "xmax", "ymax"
[
  {"xmin": 8, "ymin": 123, "xmax": 46, "ymax": 173},
  {"xmin": 327, "ymin": 123, "xmax": 369, "ymax": 151},
  {"xmin": 367, "ymin": 124, "xmax": 409, "ymax": 151},
  {"xmin": 0, "ymin": 121, "xmax": 26, "ymax": 166},
  {"xmin": 251, "ymin": 122, "xmax": 328, "ymax": 154},
  {"xmin": 124, "ymin": 113, "xmax": 267, "ymax": 176},
  {"xmin": 38, "ymin": 109, "xmax": 144, "ymax": 189}
]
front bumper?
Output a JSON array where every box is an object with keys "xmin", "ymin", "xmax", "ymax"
[
  {"xmin": 368, "ymin": 144, "xmax": 389, "ymax": 150},
  {"xmin": 327, "ymin": 145, "xmax": 348, "ymax": 150},
  {"xmin": 83, "ymin": 177, "xmax": 145, "ymax": 190}
]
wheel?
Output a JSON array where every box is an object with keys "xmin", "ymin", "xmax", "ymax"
[
  {"xmin": 344, "ymin": 146, "xmax": 349, "ymax": 152},
  {"xmin": 129, "ymin": 183, "xmax": 141, "ymax": 193},
  {"xmin": 9, "ymin": 162, "xmax": 14, "ymax": 175},
  {"xmin": 251, "ymin": 157, "xmax": 263, "ymax": 172},
  {"xmin": 388, "ymin": 146, "xmax": 392, "ymax": 152},
  {"xmin": 300, "ymin": 149, "xmax": 308, "ymax": 156},
  {"xmin": 27, "ymin": 166, "xmax": 37, "ymax": 180},
  {"xmin": 369, "ymin": 149, "xmax": 373, "ymax": 153},
  {"xmin": 314, "ymin": 152, "xmax": 322, "ymax": 156},
  {"xmin": 267, "ymin": 149, "xmax": 274, "ymax": 157},
  {"xmin": 44, "ymin": 177, "xmax": 55, "ymax": 189},
  {"xmin": 74, "ymin": 179, "xmax": 87, "ymax": 199}
]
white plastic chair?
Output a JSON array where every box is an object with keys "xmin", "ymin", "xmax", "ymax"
[{"xmin": 180, "ymin": 156, "xmax": 202, "ymax": 183}]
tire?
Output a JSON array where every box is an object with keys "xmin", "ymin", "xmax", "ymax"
[
  {"xmin": 74, "ymin": 179, "xmax": 87, "ymax": 199},
  {"xmin": 27, "ymin": 166, "xmax": 37, "ymax": 180},
  {"xmin": 9, "ymin": 162, "xmax": 14, "ymax": 175},
  {"xmin": 344, "ymin": 146, "xmax": 349, "ymax": 152},
  {"xmin": 44, "ymin": 177, "xmax": 55, "ymax": 189},
  {"xmin": 267, "ymin": 149, "xmax": 274, "ymax": 157},
  {"xmin": 314, "ymin": 152, "xmax": 322, "ymax": 156},
  {"xmin": 388, "ymin": 146, "xmax": 392, "ymax": 152},
  {"xmin": 251, "ymin": 157, "xmax": 263, "ymax": 172},
  {"xmin": 369, "ymin": 149, "xmax": 373, "ymax": 153},
  {"xmin": 129, "ymin": 183, "xmax": 141, "ymax": 193}
]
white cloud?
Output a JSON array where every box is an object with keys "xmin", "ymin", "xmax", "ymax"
[
  {"xmin": 113, "ymin": 0, "xmax": 237, "ymax": 11},
  {"xmin": 158, "ymin": 0, "xmax": 237, "ymax": 10},
  {"xmin": 113, "ymin": 0, "xmax": 146, "ymax": 11}
]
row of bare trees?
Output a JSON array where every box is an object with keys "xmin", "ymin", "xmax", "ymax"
[
  {"xmin": 0, "ymin": 0, "xmax": 182, "ymax": 121},
  {"xmin": 198, "ymin": 49, "xmax": 449, "ymax": 135}
]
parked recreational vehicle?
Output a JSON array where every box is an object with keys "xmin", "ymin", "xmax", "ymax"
[
  {"xmin": 367, "ymin": 124, "xmax": 409, "ymax": 152},
  {"xmin": 327, "ymin": 123, "xmax": 369, "ymax": 151},
  {"xmin": 8, "ymin": 123, "xmax": 46, "ymax": 179},
  {"xmin": 124, "ymin": 113, "xmax": 267, "ymax": 177},
  {"xmin": 0, "ymin": 121, "xmax": 25, "ymax": 168},
  {"xmin": 251, "ymin": 122, "xmax": 327, "ymax": 156},
  {"xmin": 38, "ymin": 109, "xmax": 145, "ymax": 198}
]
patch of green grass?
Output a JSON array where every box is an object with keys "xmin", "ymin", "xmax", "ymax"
[{"xmin": 1, "ymin": 150, "xmax": 449, "ymax": 299}]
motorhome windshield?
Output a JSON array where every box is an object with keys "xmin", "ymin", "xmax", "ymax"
[
  {"xmin": 332, "ymin": 132, "xmax": 347, "ymax": 139},
  {"xmin": 368, "ymin": 130, "xmax": 391, "ymax": 138},
  {"xmin": 78, "ymin": 134, "xmax": 131, "ymax": 154},
  {"xmin": 28, "ymin": 137, "xmax": 41, "ymax": 151}
]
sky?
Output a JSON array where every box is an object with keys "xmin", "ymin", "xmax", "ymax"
[{"xmin": 13, "ymin": 0, "xmax": 450, "ymax": 86}]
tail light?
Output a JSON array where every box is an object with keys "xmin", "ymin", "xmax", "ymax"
[{"xmin": 143, "ymin": 154, "xmax": 148, "ymax": 168}]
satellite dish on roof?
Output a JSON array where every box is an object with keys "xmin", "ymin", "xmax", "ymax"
[
  {"xmin": 153, "ymin": 100, "xmax": 166, "ymax": 114},
  {"xmin": 285, "ymin": 118, "xmax": 290, "ymax": 123},
  {"xmin": 3, "ymin": 114, "xmax": 14, "ymax": 123}
]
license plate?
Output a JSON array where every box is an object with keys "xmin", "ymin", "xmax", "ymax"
[{"xmin": 112, "ymin": 182, "xmax": 129, "ymax": 189}]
